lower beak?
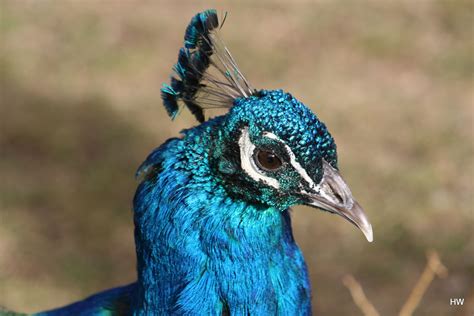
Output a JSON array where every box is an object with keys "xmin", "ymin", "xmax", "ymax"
[{"xmin": 303, "ymin": 160, "xmax": 373, "ymax": 242}]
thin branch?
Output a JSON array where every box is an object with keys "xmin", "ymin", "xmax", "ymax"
[
  {"xmin": 399, "ymin": 250, "xmax": 448, "ymax": 316},
  {"xmin": 342, "ymin": 274, "xmax": 380, "ymax": 316},
  {"xmin": 343, "ymin": 250, "xmax": 448, "ymax": 316}
]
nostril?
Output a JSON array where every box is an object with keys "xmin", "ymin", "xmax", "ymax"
[
  {"xmin": 328, "ymin": 181, "xmax": 344, "ymax": 204},
  {"xmin": 334, "ymin": 191, "xmax": 344, "ymax": 204}
]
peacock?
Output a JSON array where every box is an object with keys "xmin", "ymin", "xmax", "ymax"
[{"xmin": 5, "ymin": 9, "xmax": 373, "ymax": 316}]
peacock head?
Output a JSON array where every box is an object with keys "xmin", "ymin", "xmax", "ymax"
[{"xmin": 161, "ymin": 10, "xmax": 373, "ymax": 242}]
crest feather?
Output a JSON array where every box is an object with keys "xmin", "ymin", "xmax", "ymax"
[{"xmin": 161, "ymin": 9, "xmax": 255, "ymax": 123}]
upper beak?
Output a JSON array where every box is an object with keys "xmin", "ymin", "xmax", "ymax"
[{"xmin": 302, "ymin": 160, "xmax": 373, "ymax": 242}]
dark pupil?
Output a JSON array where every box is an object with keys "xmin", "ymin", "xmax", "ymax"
[{"xmin": 256, "ymin": 150, "xmax": 282, "ymax": 171}]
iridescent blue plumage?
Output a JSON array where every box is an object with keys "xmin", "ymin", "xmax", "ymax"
[
  {"xmin": 36, "ymin": 284, "xmax": 136, "ymax": 316},
  {"xmin": 23, "ymin": 9, "xmax": 373, "ymax": 316},
  {"xmin": 132, "ymin": 116, "xmax": 311, "ymax": 314}
]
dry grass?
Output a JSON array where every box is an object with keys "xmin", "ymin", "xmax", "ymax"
[
  {"xmin": 343, "ymin": 251, "xmax": 449, "ymax": 316},
  {"xmin": 1, "ymin": 0, "xmax": 473, "ymax": 315}
]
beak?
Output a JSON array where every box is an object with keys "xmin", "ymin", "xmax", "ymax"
[{"xmin": 302, "ymin": 160, "xmax": 373, "ymax": 242}]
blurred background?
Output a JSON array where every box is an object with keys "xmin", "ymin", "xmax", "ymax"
[{"xmin": 1, "ymin": 0, "xmax": 472, "ymax": 315}]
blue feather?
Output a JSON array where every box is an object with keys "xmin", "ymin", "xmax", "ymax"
[
  {"xmin": 36, "ymin": 283, "xmax": 136, "ymax": 316},
  {"xmin": 131, "ymin": 118, "xmax": 312, "ymax": 314}
]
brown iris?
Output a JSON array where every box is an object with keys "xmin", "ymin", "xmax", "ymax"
[{"xmin": 255, "ymin": 150, "xmax": 282, "ymax": 171}]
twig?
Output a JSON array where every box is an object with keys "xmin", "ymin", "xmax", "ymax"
[
  {"xmin": 343, "ymin": 250, "xmax": 448, "ymax": 316},
  {"xmin": 342, "ymin": 274, "xmax": 380, "ymax": 316},
  {"xmin": 399, "ymin": 250, "xmax": 448, "ymax": 316}
]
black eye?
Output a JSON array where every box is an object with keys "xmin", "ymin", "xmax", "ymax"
[{"xmin": 255, "ymin": 150, "xmax": 283, "ymax": 171}]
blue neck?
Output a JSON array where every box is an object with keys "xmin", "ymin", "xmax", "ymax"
[{"xmin": 132, "ymin": 119, "xmax": 312, "ymax": 315}]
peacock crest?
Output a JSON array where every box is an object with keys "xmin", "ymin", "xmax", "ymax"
[{"xmin": 161, "ymin": 10, "xmax": 255, "ymax": 122}]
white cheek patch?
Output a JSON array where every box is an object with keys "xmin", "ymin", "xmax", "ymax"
[
  {"xmin": 238, "ymin": 127, "xmax": 280, "ymax": 189},
  {"xmin": 263, "ymin": 131, "xmax": 317, "ymax": 190}
]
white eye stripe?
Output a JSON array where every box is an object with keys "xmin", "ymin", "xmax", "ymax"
[
  {"xmin": 238, "ymin": 127, "xmax": 280, "ymax": 189},
  {"xmin": 262, "ymin": 132, "xmax": 317, "ymax": 190}
]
